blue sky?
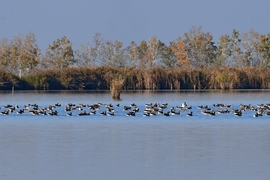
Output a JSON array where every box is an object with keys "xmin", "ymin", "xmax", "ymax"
[{"xmin": 0, "ymin": 0, "xmax": 269, "ymax": 52}]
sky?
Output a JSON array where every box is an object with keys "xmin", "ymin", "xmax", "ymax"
[{"xmin": 0, "ymin": 0, "xmax": 269, "ymax": 53}]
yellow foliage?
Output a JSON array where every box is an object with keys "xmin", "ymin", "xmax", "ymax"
[{"xmin": 171, "ymin": 41, "xmax": 190, "ymax": 66}]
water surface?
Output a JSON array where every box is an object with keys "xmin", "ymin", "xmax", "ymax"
[{"xmin": 0, "ymin": 90, "xmax": 270, "ymax": 180}]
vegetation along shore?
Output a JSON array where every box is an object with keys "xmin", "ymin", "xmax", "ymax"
[{"xmin": 1, "ymin": 26, "xmax": 270, "ymax": 91}]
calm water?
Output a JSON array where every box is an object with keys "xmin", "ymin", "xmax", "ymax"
[{"xmin": 0, "ymin": 90, "xmax": 270, "ymax": 180}]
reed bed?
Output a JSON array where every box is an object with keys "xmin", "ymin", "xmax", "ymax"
[{"xmin": 1, "ymin": 67, "xmax": 270, "ymax": 90}]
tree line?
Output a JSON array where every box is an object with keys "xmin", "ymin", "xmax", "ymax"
[{"xmin": 0, "ymin": 26, "xmax": 270, "ymax": 90}]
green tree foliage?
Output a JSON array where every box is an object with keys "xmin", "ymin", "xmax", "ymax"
[
  {"xmin": 228, "ymin": 29, "xmax": 243, "ymax": 66},
  {"xmin": 215, "ymin": 35, "xmax": 231, "ymax": 66},
  {"xmin": 161, "ymin": 42, "xmax": 177, "ymax": 68},
  {"xmin": 43, "ymin": 36, "xmax": 75, "ymax": 69},
  {"xmin": 258, "ymin": 33, "xmax": 270, "ymax": 67}
]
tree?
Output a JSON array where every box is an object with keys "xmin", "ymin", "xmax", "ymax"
[
  {"xmin": 75, "ymin": 32, "xmax": 103, "ymax": 67},
  {"xmin": 0, "ymin": 32, "xmax": 40, "ymax": 76},
  {"xmin": 43, "ymin": 36, "xmax": 75, "ymax": 69},
  {"xmin": 100, "ymin": 40, "xmax": 128, "ymax": 67},
  {"xmin": 133, "ymin": 40, "xmax": 148, "ymax": 68},
  {"xmin": 130, "ymin": 37, "xmax": 165, "ymax": 68},
  {"xmin": 0, "ymin": 38, "xmax": 13, "ymax": 71},
  {"xmin": 19, "ymin": 32, "xmax": 40, "ymax": 72},
  {"xmin": 8, "ymin": 35, "xmax": 23, "ymax": 73},
  {"xmin": 160, "ymin": 42, "xmax": 177, "ymax": 68},
  {"xmin": 258, "ymin": 33, "xmax": 270, "ymax": 67},
  {"xmin": 215, "ymin": 35, "xmax": 231, "ymax": 66},
  {"xmin": 145, "ymin": 36, "xmax": 165, "ymax": 68},
  {"xmin": 179, "ymin": 26, "xmax": 216, "ymax": 67},
  {"xmin": 76, "ymin": 33, "xmax": 128, "ymax": 67},
  {"xmin": 126, "ymin": 41, "xmax": 140, "ymax": 67},
  {"xmin": 242, "ymin": 29, "xmax": 262, "ymax": 67},
  {"xmin": 216, "ymin": 30, "xmax": 244, "ymax": 67},
  {"xmin": 171, "ymin": 40, "xmax": 190, "ymax": 66},
  {"xmin": 229, "ymin": 29, "xmax": 243, "ymax": 66}
]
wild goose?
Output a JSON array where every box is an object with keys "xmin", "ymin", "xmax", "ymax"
[
  {"xmin": 126, "ymin": 111, "xmax": 136, "ymax": 116},
  {"xmin": 186, "ymin": 111, "xmax": 193, "ymax": 116}
]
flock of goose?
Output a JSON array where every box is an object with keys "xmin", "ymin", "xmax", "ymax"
[{"xmin": 1, "ymin": 101, "xmax": 270, "ymax": 118}]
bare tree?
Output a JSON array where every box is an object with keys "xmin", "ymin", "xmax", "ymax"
[{"xmin": 75, "ymin": 32, "xmax": 103, "ymax": 67}]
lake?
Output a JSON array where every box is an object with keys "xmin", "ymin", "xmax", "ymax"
[{"xmin": 0, "ymin": 90, "xmax": 270, "ymax": 180}]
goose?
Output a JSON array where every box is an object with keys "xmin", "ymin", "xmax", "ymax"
[
  {"xmin": 171, "ymin": 110, "xmax": 180, "ymax": 115},
  {"xmin": 218, "ymin": 109, "xmax": 229, "ymax": 114},
  {"xmin": 150, "ymin": 111, "xmax": 157, "ymax": 116},
  {"xmin": 106, "ymin": 103, "xmax": 113, "ymax": 108},
  {"xmin": 48, "ymin": 110, "xmax": 58, "ymax": 116},
  {"xmin": 130, "ymin": 103, "xmax": 136, "ymax": 106},
  {"xmin": 3, "ymin": 104, "xmax": 12, "ymax": 108},
  {"xmin": 123, "ymin": 106, "xmax": 132, "ymax": 111},
  {"xmin": 253, "ymin": 112, "xmax": 262, "ymax": 117},
  {"xmin": 198, "ymin": 105, "xmax": 204, "ymax": 109},
  {"xmin": 234, "ymin": 110, "xmax": 242, "ymax": 116},
  {"xmin": 133, "ymin": 107, "xmax": 140, "ymax": 112},
  {"xmin": 186, "ymin": 111, "xmax": 193, "ymax": 116},
  {"xmin": 143, "ymin": 112, "xmax": 150, "ymax": 116},
  {"xmin": 107, "ymin": 107, "xmax": 115, "ymax": 112},
  {"xmin": 181, "ymin": 102, "xmax": 187, "ymax": 108},
  {"xmin": 163, "ymin": 111, "xmax": 170, "ymax": 117},
  {"xmin": 158, "ymin": 109, "xmax": 164, "ymax": 114},
  {"xmin": 64, "ymin": 106, "xmax": 72, "ymax": 111},
  {"xmin": 107, "ymin": 112, "xmax": 115, "ymax": 116},
  {"xmin": 100, "ymin": 111, "xmax": 107, "ymax": 116},
  {"xmin": 77, "ymin": 111, "xmax": 90, "ymax": 116},
  {"xmin": 126, "ymin": 111, "xmax": 136, "ymax": 116},
  {"xmin": 160, "ymin": 103, "xmax": 168, "ymax": 109},
  {"xmin": 55, "ymin": 103, "xmax": 61, "ymax": 107},
  {"xmin": 90, "ymin": 110, "xmax": 96, "ymax": 115},
  {"xmin": 1, "ymin": 110, "xmax": 10, "ymax": 115},
  {"xmin": 17, "ymin": 109, "xmax": 24, "ymax": 114},
  {"xmin": 209, "ymin": 110, "xmax": 215, "ymax": 116}
]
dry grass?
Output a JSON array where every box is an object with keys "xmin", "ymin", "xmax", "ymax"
[{"xmin": 2, "ymin": 66, "xmax": 270, "ymax": 90}]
